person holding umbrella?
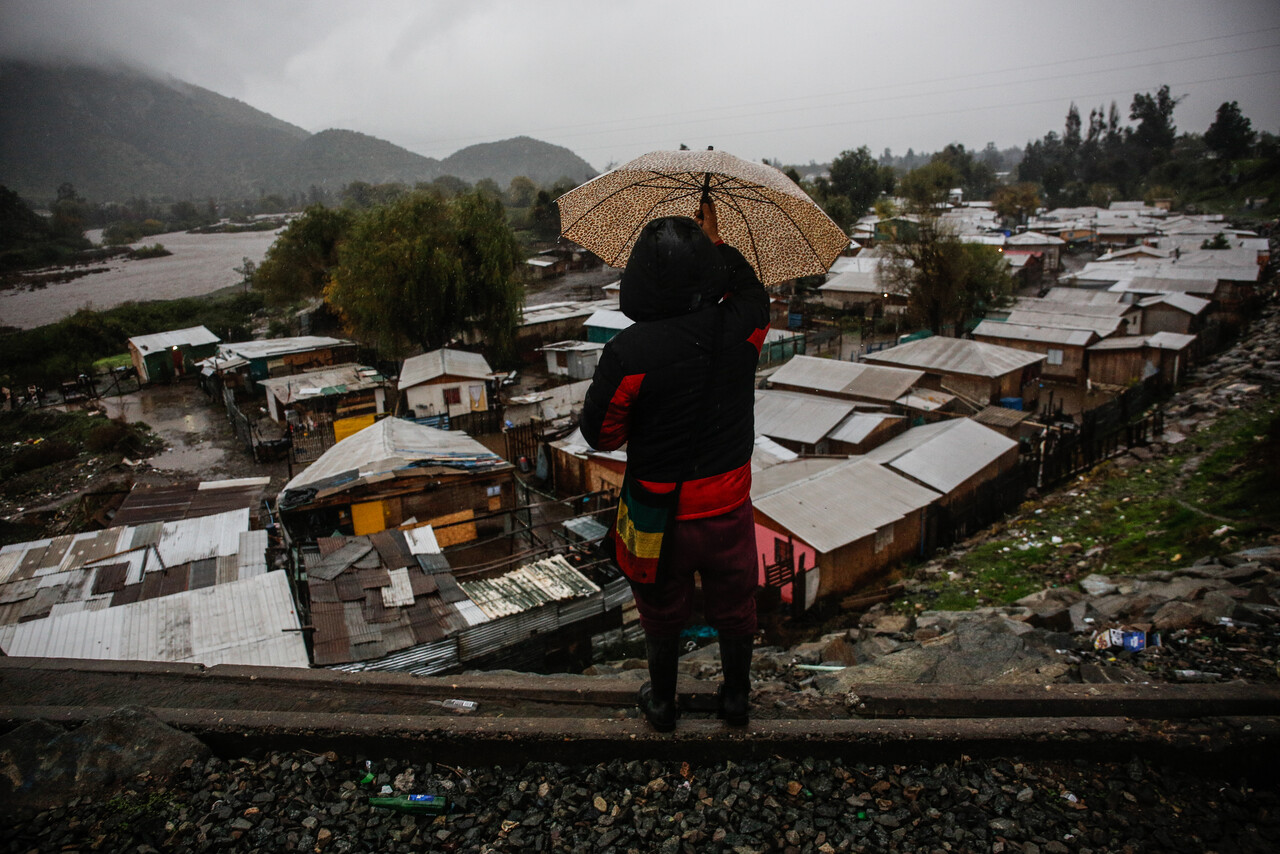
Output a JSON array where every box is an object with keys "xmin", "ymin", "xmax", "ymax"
[{"xmin": 579, "ymin": 199, "xmax": 769, "ymax": 731}]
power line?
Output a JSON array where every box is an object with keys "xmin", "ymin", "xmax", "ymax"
[{"xmin": 410, "ymin": 26, "xmax": 1280, "ymax": 155}]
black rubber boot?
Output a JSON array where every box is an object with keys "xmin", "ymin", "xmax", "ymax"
[
  {"xmin": 717, "ymin": 634, "xmax": 754, "ymax": 726},
  {"xmin": 638, "ymin": 634, "xmax": 681, "ymax": 733}
]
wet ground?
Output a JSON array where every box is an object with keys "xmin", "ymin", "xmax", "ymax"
[{"xmin": 98, "ymin": 381, "xmax": 291, "ymax": 492}]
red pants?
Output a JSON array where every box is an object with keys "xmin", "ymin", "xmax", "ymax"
[{"xmin": 628, "ymin": 499, "xmax": 758, "ymax": 639}]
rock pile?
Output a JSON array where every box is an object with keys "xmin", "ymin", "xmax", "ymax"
[{"xmin": 735, "ymin": 546, "xmax": 1280, "ymax": 697}]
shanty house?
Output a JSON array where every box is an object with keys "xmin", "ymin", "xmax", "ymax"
[
  {"xmin": 1138, "ymin": 293, "xmax": 1210, "ymax": 335},
  {"xmin": 584, "ymin": 308, "xmax": 633, "ymax": 344},
  {"xmin": 540, "ymin": 340, "xmax": 605, "ymax": 380},
  {"xmin": 277, "ymin": 417, "xmax": 515, "ymax": 542},
  {"xmin": 1087, "ymin": 332, "xmax": 1197, "ymax": 388},
  {"xmin": 205, "ymin": 337, "xmax": 357, "ymax": 391},
  {"xmin": 257, "ymin": 364, "xmax": 390, "ymax": 427},
  {"xmin": 0, "ymin": 509, "xmax": 307, "ymax": 667},
  {"xmin": 1005, "ymin": 231, "xmax": 1065, "ymax": 271},
  {"xmin": 861, "ymin": 336, "xmax": 1045, "ymax": 410},
  {"xmin": 547, "ymin": 427, "xmax": 626, "ymax": 498},
  {"xmin": 398, "ymin": 348, "xmax": 493, "ymax": 421},
  {"xmin": 751, "ymin": 458, "xmax": 940, "ymax": 602},
  {"xmin": 128, "ymin": 326, "xmax": 221, "ymax": 384},
  {"xmin": 753, "ymin": 389, "xmax": 860, "ymax": 455},
  {"xmin": 972, "ymin": 321, "xmax": 1099, "ymax": 385},
  {"xmin": 306, "ymin": 526, "xmax": 627, "ymax": 675},
  {"xmin": 862, "ymin": 418, "xmax": 1021, "ymax": 514}
]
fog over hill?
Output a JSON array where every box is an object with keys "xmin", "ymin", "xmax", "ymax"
[{"xmin": 0, "ymin": 61, "xmax": 597, "ymax": 203}]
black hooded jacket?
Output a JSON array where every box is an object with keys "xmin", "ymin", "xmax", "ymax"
[{"xmin": 580, "ymin": 217, "xmax": 769, "ymax": 519}]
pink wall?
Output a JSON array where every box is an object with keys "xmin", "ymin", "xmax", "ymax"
[{"xmin": 754, "ymin": 521, "xmax": 817, "ymax": 604}]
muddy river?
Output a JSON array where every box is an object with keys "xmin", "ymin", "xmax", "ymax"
[{"xmin": 0, "ymin": 228, "xmax": 283, "ymax": 330}]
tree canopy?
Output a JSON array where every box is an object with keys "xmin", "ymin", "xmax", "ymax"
[
  {"xmin": 828, "ymin": 146, "xmax": 895, "ymax": 226},
  {"xmin": 325, "ymin": 191, "xmax": 525, "ymax": 363},
  {"xmin": 880, "ymin": 218, "xmax": 1013, "ymax": 336},
  {"xmin": 1205, "ymin": 101, "xmax": 1255, "ymax": 161},
  {"xmin": 253, "ymin": 204, "xmax": 355, "ymax": 305}
]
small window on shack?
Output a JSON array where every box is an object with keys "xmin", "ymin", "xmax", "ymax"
[
  {"xmin": 443, "ymin": 386, "xmax": 462, "ymax": 406},
  {"xmin": 1046, "ymin": 348, "xmax": 1064, "ymax": 366}
]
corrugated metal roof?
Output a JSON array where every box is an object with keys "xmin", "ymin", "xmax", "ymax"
[
  {"xmin": 279, "ymin": 417, "xmax": 511, "ymax": 508},
  {"xmin": 128, "ymin": 325, "xmax": 220, "ymax": 354},
  {"xmin": 0, "ymin": 571, "xmax": 307, "ymax": 667},
  {"xmin": 1013, "ymin": 297, "xmax": 1133, "ymax": 319},
  {"xmin": 259, "ymin": 364, "xmax": 387, "ymax": 403},
  {"xmin": 112, "ymin": 478, "xmax": 270, "ymax": 526},
  {"xmin": 220, "ymin": 336, "xmax": 349, "ymax": 361},
  {"xmin": 459, "ymin": 555, "xmax": 600, "ymax": 620},
  {"xmin": 864, "ymin": 336, "xmax": 1045, "ymax": 378},
  {"xmin": 1137, "ymin": 292, "xmax": 1210, "ymax": 315},
  {"xmin": 754, "ymin": 390, "xmax": 858, "ymax": 445},
  {"xmin": 1041, "ymin": 288, "xmax": 1125, "ymax": 306},
  {"xmin": 1005, "ymin": 309, "xmax": 1124, "ymax": 336},
  {"xmin": 829, "ymin": 412, "xmax": 903, "ymax": 444},
  {"xmin": 752, "ymin": 458, "xmax": 940, "ymax": 554},
  {"xmin": 1147, "ymin": 331, "xmax": 1197, "ymax": 350},
  {"xmin": 768, "ymin": 355, "xmax": 922, "ymax": 402},
  {"xmin": 584, "ymin": 309, "xmax": 633, "ymax": 330},
  {"xmin": 973, "ymin": 320, "xmax": 1098, "ymax": 347},
  {"xmin": 398, "ymin": 348, "xmax": 493, "ymax": 390},
  {"xmin": 864, "ymin": 418, "xmax": 1018, "ymax": 494},
  {"xmin": 974, "ymin": 406, "xmax": 1033, "ymax": 429}
]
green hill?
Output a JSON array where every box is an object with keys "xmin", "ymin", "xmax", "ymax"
[
  {"xmin": 440, "ymin": 135, "xmax": 596, "ymax": 187},
  {"xmin": 0, "ymin": 61, "xmax": 596, "ymax": 203}
]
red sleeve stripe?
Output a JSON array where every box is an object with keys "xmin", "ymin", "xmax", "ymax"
[
  {"xmin": 596, "ymin": 372, "xmax": 644, "ymax": 450},
  {"xmin": 748, "ymin": 325, "xmax": 768, "ymax": 354}
]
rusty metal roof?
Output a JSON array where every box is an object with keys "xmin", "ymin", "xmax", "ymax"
[
  {"xmin": 112, "ymin": 478, "xmax": 270, "ymax": 527},
  {"xmin": 303, "ymin": 527, "xmax": 489, "ymax": 666}
]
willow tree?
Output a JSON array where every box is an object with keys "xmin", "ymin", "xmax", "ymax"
[{"xmin": 325, "ymin": 190, "xmax": 525, "ymax": 363}]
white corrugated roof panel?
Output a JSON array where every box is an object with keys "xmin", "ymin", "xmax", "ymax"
[
  {"xmin": 0, "ymin": 571, "xmax": 308, "ymax": 667},
  {"xmin": 157, "ymin": 509, "xmax": 249, "ymax": 567},
  {"xmin": 398, "ymin": 348, "xmax": 494, "ymax": 390},
  {"xmin": 864, "ymin": 418, "xmax": 1018, "ymax": 494},
  {"xmin": 220, "ymin": 336, "xmax": 348, "ymax": 360},
  {"xmin": 128, "ymin": 326, "xmax": 220, "ymax": 354},
  {"xmin": 753, "ymin": 459, "xmax": 940, "ymax": 554},
  {"xmin": 403, "ymin": 525, "xmax": 442, "ymax": 555}
]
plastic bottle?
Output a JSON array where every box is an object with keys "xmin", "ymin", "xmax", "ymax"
[{"xmin": 367, "ymin": 794, "xmax": 450, "ymax": 815}]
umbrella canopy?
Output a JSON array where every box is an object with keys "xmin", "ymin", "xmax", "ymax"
[{"xmin": 556, "ymin": 149, "xmax": 849, "ymax": 286}]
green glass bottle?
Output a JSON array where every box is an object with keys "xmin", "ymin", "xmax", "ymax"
[{"xmin": 367, "ymin": 794, "xmax": 450, "ymax": 815}]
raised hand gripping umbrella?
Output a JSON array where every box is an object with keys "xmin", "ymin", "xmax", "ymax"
[{"xmin": 555, "ymin": 148, "xmax": 849, "ymax": 286}]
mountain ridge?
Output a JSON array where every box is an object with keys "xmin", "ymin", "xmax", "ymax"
[{"xmin": 0, "ymin": 61, "xmax": 596, "ymax": 202}]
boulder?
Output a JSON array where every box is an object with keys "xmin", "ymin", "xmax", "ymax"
[
  {"xmin": 0, "ymin": 706, "xmax": 210, "ymax": 817},
  {"xmin": 1151, "ymin": 600, "xmax": 1206, "ymax": 631},
  {"xmin": 1079, "ymin": 573, "xmax": 1118, "ymax": 597}
]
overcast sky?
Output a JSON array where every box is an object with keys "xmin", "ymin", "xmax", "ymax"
[{"xmin": 3, "ymin": 0, "xmax": 1278, "ymax": 172}]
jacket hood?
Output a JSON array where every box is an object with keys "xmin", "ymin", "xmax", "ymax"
[{"xmin": 620, "ymin": 216, "xmax": 729, "ymax": 322}]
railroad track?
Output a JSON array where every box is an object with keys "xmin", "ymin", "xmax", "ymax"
[{"xmin": 3, "ymin": 658, "xmax": 1278, "ymax": 772}]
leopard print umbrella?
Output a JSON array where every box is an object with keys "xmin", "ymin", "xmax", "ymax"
[{"xmin": 556, "ymin": 149, "xmax": 849, "ymax": 286}]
